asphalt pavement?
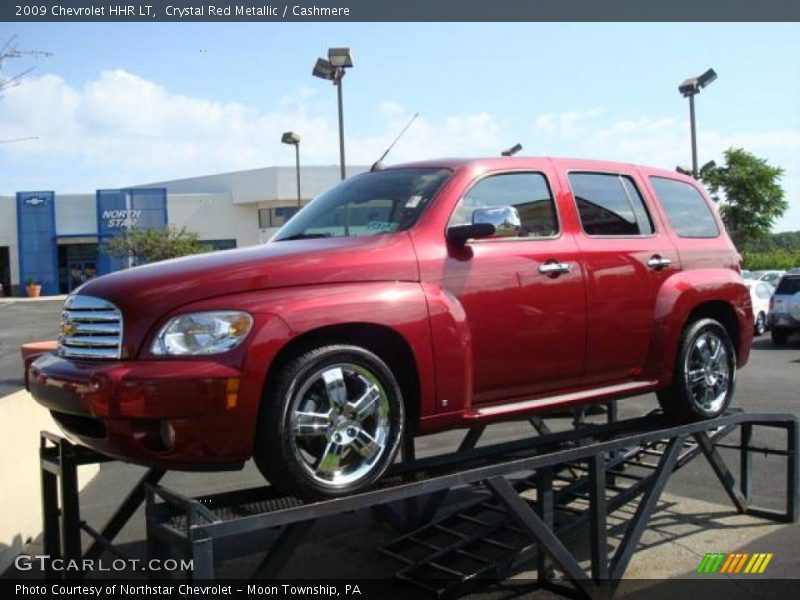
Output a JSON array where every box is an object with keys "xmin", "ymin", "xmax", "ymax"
[{"xmin": 0, "ymin": 297, "xmax": 62, "ymax": 398}]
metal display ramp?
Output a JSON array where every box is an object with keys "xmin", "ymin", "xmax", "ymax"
[{"xmin": 38, "ymin": 408, "xmax": 797, "ymax": 599}]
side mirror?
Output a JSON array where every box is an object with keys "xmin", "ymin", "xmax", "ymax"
[
  {"xmin": 446, "ymin": 222, "xmax": 495, "ymax": 246},
  {"xmin": 445, "ymin": 205, "xmax": 522, "ymax": 246}
]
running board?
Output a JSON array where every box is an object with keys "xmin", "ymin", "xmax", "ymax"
[{"xmin": 471, "ymin": 381, "xmax": 659, "ymax": 417}]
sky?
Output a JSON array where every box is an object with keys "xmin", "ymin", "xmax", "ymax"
[{"xmin": 1, "ymin": 22, "xmax": 799, "ymax": 231}]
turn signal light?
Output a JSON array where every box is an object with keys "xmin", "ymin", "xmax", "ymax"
[{"xmin": 226, "ymin": 378, "xmax": 240, "ymax": 409}]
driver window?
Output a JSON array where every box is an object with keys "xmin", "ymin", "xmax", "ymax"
[{"xmin": 448, "ymin": 172, "xmax": 559, "ymax": 238}]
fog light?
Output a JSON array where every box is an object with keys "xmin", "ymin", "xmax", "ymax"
[{"xmin": 159, "ymin": 421, "xmax": 176, "ymax": 450}]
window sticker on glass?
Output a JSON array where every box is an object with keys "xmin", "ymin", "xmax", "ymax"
[
  {"xmin": 366, "ymin": 221, "xmax": 401, "ymax": 233},
  {"xmin": 405, "ymin": 195, "xmax": 423, "ymax": 209}
]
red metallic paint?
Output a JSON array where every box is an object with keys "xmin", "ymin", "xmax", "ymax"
[{"xmin": 29, "ymin": 157, "xmax": 752, "ymax": 468}]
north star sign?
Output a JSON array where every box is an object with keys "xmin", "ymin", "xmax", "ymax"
[{"xmin": 103, "ymin": 209, "xmax": 142, "ymax": 229}]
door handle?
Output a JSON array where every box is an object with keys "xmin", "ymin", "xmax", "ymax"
[
  {"xmin": 647, "ymin": 255, "xmax": 672, "ymax": 269},
  {"xmin": 538, "ymin": 262, "xmax": 572, "ymax": 276}
]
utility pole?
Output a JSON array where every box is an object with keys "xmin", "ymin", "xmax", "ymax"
[{"xmin": 1, "ymin": 35, "xmax": 52, "ymax": 144}]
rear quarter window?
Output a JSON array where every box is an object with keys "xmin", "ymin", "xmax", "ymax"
[
  {"xmin": 649, "ymin": 177, "xmax": 720, "ymax": 238},
  {"xmin": 776, "ymin": 277, "xmax": 800, "ymax": 295}
]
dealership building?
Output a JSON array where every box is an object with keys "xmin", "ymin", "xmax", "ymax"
[{"xmin": 0, "ymin": 165, "xmax": 367, "ymax": 296}]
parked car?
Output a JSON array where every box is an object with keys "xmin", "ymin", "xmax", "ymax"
[
  {"xmin": 741, "ymin": 269, "xmax": 758, "ymax": 281},
  {"xmin": 27, "ymin": 157, "xmax": 753, "ymax": 499},
  {"xmin": 743, "ymin": 280, "xmax": 773, "ymax": 336},
  {"xmin": 759, "ymin": 270, "xmax": 785, "ymax": 287},
  {"xmin": 769, "ymin": 272, "xmax": 800, "ymax": 345}
]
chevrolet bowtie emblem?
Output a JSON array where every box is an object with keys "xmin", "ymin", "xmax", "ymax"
[{"xmin": 60, "ymin": 322, "xmax": 76, "ymax": 338}]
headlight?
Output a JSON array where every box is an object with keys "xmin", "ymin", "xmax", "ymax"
[{"xmin": 151, "ymin": 311, "xmax": 253, "ymax": 356}]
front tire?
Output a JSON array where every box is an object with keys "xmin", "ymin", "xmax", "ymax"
[
  {"xmin": 254, "ymin": 345, "xmax": 405, "ymax": 500},
  {"xmin": 657, "ymin": 318, "xmax": 736, "ymax": 422}
]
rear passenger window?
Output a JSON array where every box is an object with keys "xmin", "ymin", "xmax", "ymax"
[
  {"xmin": 649, "ymin": 177, "xmax": 720, "ymax": 238},
  {"xmin": 569, "ymin": 173, "xmax": 654, "ymax": 236},
  {"xmin": 776, "ymin": 277, "xmax": 800, "ymax": 295},
  {"xmin": 449, "ymin": 172, "xmax": 559, "ymax": 238}
]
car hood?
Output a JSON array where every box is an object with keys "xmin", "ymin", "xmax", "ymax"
[{"xmin": 76, "ymin": 234, "xmax": 419, "ymax": 356}]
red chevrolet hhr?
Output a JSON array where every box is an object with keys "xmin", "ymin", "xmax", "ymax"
[{"xmin": 29, "ymin": 157, "xmax": 752, "ymax": 498}]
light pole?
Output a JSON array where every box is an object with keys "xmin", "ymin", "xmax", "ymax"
[
  {"xmin": 312, "ymin": 47, "xmax": 353, "ymax": 180},
  {"xmin": 281, "ymin": 131, "xmax": 302, "ymax": 206},
  {"xmin": 678, "ymin": 68, "xmax": 717, "ymax": 178}
]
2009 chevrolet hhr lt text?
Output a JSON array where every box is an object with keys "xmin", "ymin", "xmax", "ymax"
[{"xmin": 28, "ymin": 157, "xmax": 753, "ymax": 499}]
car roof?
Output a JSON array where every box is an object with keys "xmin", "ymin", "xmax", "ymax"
[{"xmin": 385, "ymin": 156, "xmax": 696, "ymax": 183}]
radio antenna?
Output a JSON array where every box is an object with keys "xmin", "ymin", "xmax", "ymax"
[{"xmin": 370, "ymin": 112, "xmax": 419, "ymax": 171}]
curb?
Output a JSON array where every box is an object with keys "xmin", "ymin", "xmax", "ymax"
[{"xmin": 0, "ymin": 295, "xmax": 67, "ymax": 305}]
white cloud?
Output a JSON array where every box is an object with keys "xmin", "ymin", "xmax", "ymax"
[
  {"xmin": 0, "ymin": 70, "xmax": 508, "ymax": 190},
  {"xmin": 534, "ymin": 107, "xmax": 604, "ymax": 138}
]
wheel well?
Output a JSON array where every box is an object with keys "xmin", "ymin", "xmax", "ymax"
[
  {"xmin": 686, "ymin": 301, "xmax": 741, "ymax": 359},
  {"xmin": 263, "ymin": 323, "xmax": 421, "ymax": 430}
]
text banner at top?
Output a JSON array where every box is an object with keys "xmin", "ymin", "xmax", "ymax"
[{"xmin": 4, "ymin": 0, "xmax": 800, "ymax": 22}]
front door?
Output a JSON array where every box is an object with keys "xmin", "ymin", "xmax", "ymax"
[
  {"xmin": 429, "ymin": 170, "xmax": 586, "ymax": 405},
  {"xmin": 68, "ymin": 260, "xmax": 97, "ymax": 292}
]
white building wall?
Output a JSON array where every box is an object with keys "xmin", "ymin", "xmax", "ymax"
[
  {"xmin": 144, "ymin": 165, "xmax": 369, "ymax": 206},
  {"xmin": 55, "ymin": 194, "xmax": 96, "ymax": 235},
  {"xmin": 167, "ymin": 193, "xmax": 260, "ymax": 248},
  {"xmin": 0, "ymin": 195, "xmax": 19, "ymax": 289}
]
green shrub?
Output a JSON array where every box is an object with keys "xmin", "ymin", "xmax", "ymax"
[{"xmin": 743, "ymin": 249, "xmax": 800, "ymax": 271}]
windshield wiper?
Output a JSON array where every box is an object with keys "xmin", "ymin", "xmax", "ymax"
[{"xmin": 275, "ymin": 233, "xmax": 332, "ymax": 241}]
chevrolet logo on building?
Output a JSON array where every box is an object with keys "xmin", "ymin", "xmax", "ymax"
[{"xmin": 24, "ymin": 196, "xmax": 45, "ymax": 206}]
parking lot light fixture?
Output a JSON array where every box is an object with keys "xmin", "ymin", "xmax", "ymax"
[
  {"xmin": 312, "ymin": 47, "xmax": 353, "ymax": 180},
  {"xmin": 312, "ymin": 58, "xmax": 336, "ymax": 81},
  {"xmin": 327, "ymin": 47, "xmax": 353, "ymax": 68},
  {"xmin": 281, "ymin": 131, "xmax": 302, "ymax": 207},
  {"xmin": 678, "ymin": 68, "xmax": 717, "ymax": 178}
]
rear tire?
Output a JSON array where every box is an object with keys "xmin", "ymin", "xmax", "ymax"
[
  {"xmin": 254, "ymin": 345, "xmax": 405, "ymax": 500},
  {"xmin": 657, "ymin": 318, "xmax": 736, "ymax": 422},
  {"xmin": 771, "ymin": 327, "xmax": 789, "ymax": 346},
  {"xmin": 754, "ymin": 312, "xmax": 766, "ymax": 336}
]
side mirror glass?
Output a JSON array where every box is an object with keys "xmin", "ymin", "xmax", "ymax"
[{"xmin": 472, "ymin": 206, "xmax": 521, "ymax": 238}]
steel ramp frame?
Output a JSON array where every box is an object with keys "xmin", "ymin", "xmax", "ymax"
[{"xmin": 36, "ymin": 409, "xmax": 797, "ymax": 600}]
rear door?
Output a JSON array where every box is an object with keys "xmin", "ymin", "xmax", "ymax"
[{"xmin": 560, "ymin": 169, "xmax": 680, "ymax": 383}]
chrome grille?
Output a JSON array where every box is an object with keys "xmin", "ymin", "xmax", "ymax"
[{"xmin": 59, "ymin": 295, "xmax": 123, "ymax": 359}]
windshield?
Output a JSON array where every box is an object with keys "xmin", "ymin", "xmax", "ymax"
[{"xmin": 273, "ymin": 168, "xmax": 451, "ymax": 241}]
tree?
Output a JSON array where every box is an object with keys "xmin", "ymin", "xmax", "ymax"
[
  {"xmin": 698, "ymin": 148, "xmax": 788, "ymax": 250},
  {"xmin": 101, "ymin": 226, "xmax": 209, "ymax": 265}
]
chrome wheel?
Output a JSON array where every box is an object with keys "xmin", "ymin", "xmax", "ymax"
[
  {"xmin": 288, "ymin": 364, "xmax": 391, "ymax": 487},
  {"xmin": 684, "ymin": 331, "xmax": 731, "ymax": 414}
]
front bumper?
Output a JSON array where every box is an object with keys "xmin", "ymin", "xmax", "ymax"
[{"xmin": 28, "ymin": 352, "xmax": 249, "ymax": 469}]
